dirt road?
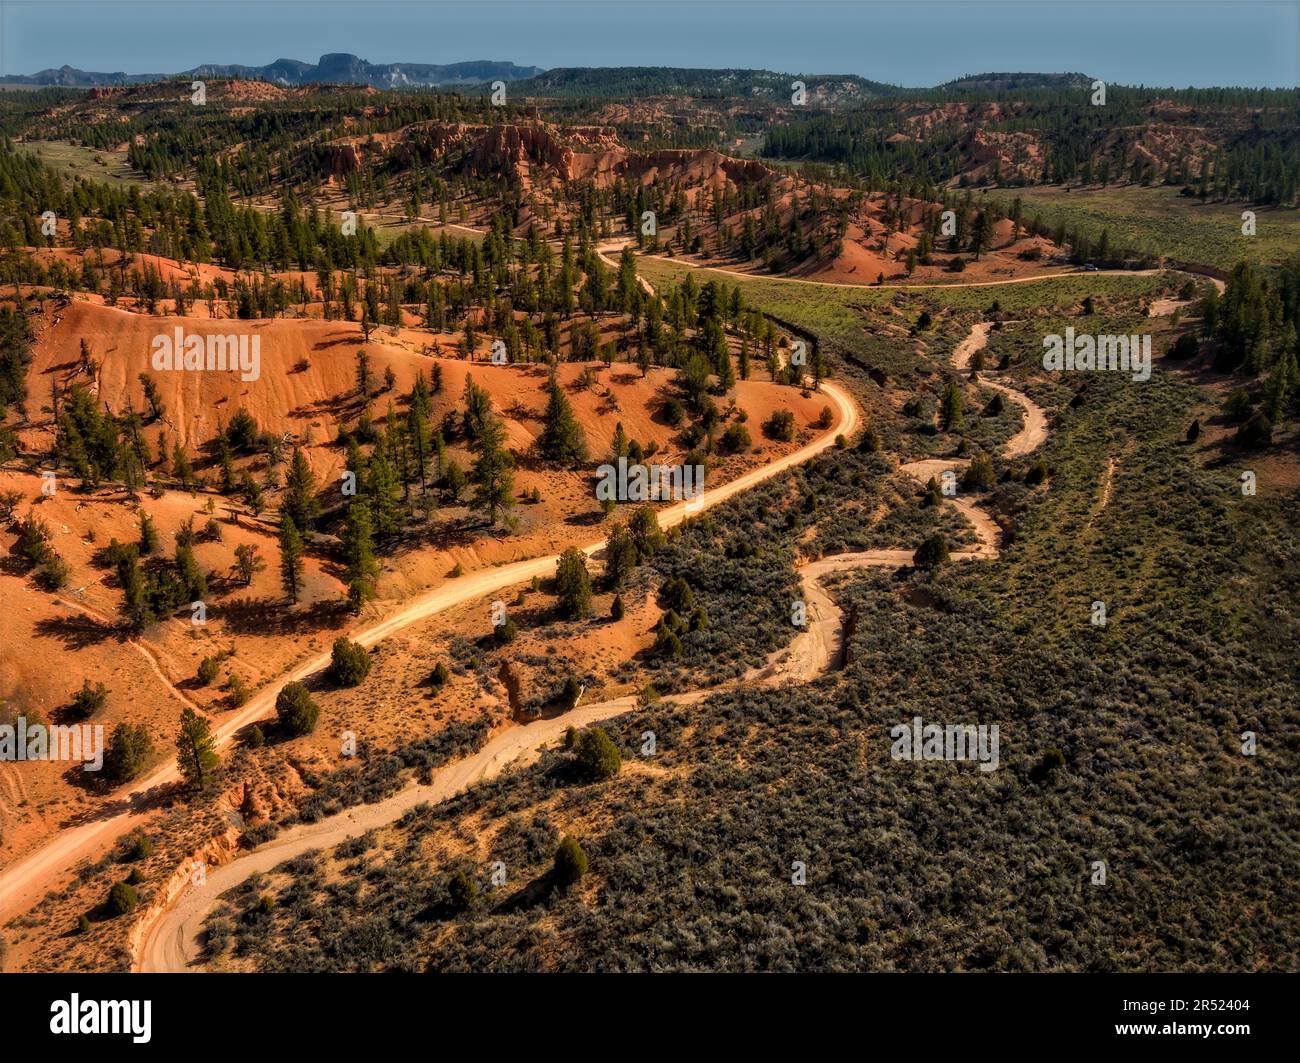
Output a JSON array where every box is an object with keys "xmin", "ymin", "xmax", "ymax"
[
  {"xmin": 621, "ymin": 248, "xmax": 1168, "ymax": 291},
  {"xmin": 0, "ymin": 381, "xmax": 858, "ymax": 927},
  {"xmin": 138, "ymin": 694, "xmax": 633, "ymax": 972},
  {"xmin": 738, "ymin": 317, "xmax": 1041, "ymax": 693},
  {"xmin": 950, "ymin": 321, "xmax": 1049, "ymax": 457},
  {"xmin": 136, "ymin": 318, "xmax": 1041, "ymax": 972}
]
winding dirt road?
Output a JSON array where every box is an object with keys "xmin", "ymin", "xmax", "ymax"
[
  {"xmin": 14, "ymin": 209, "xmax": 1192, "ymax": 969},
  {"xmin": 136, "ymin": 317, "xmax": 1037, "ymax": 973},
  {"xmin": 0, "ymin": 379, "xmax": 858, "ymax": 930},
  {"xmin": 601, "ymin": 240, "xmax": 1167, "ymax": 291},
  {"xmin": 765, "ymin": 318, "xmax": 1020, "ymax": 684},
  {"xmin": 951, "ymin": 321, "xmax": 1050, "ymax": 457}
]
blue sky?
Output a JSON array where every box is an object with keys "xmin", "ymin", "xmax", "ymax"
[{"xmin": 3, "ymin": 1, "xmax": 1297, "ymax": 88}]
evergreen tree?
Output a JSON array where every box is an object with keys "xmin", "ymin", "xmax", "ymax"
[
  {"xmin": 603, "ymin": 521, "xmax": 638, "ymax": 589},
  {"xmin": 969, "ymin": 210, "xmax": 993, "ymax": 260},
  {"xmin": 538, "ymin": 376, "xmax": 588, "ymax": 466},
  {"xmin": 367, "ymin": 446, "xmax": 402, "ymax": 539},
  {"xmin": 923, "ymin": 476, "xmax": 943, "ymax": 507},
  {"xmin": 175, "ymin": 542, "xmax": 207, "ymax": 601},
  {"xmin": 103, "ymin": 722, "xmax": 152, "ymax": 784},
  {"xmin": 116, "ymin": 548, "xmax": 150, "ymax": 631},
  {"xmin": 342, "ymin": 498, "xmax": 380, "ymax": 609},
  {"xmin": 553, "ymin": 835, "xmax": 588, "ymax": 886},
  {"xmin": 175, "ymin": 706, "xmax": 219, "ymax": 791},
  {"xmin": 628, "ymin": 505, "xmax": 664, "ymax": 561},
  {"xmin": 328, "ymin": 637, "xmax": 372, "ymax": 686},
  {"xmin": 914, "ymin": 533, "xmax": 951, "ymax": 570},
  {"xmin": 138, "ymin": 511, "xmax": 158, "ymax": 554},
  {"xmin": 279, "ymin": 514, "xmax": 304, "ymax": 603},
  {"xmin": 407, "ymin": 374, "xmax": 432, "ymax": 495},
  {"xmin": 355, "ymin": 348, "xmax": 371, "ymax": 398},
  {"xmin": 461, "ymin": 373, "xmax": 492, "ymax": 441},
  {"xmin": 962, "ymin": 449, "xmax": 996, "ymax": 491},
  {"xmin": 172, "ymin": 441, "xmax": 195, "ymax": 489},
  {"xmin": 443, "ymin": 459, "xmax": 468, "ymax": 501},
  {"xmin": 470, "ymin": 413, "xmax": 516, "ymax": 526},
  {"xmin": 233, "ymin": 542, "xmax": 264, "ymax": 585},
  {"xmin": 275, "ymin": 682, "xmax": 320, "ymax": 736},
  {"xmin": 940, "ymin": 380, "xmax": 965, "ymax": 430},
  {"xmin": 555, "ymin": 546, "xmax": 593, "ymax": 619},
  {"xmin": 282, "ymin": 447, "xmax": 319, "ymax": 531},
  {"xmin": 574, "ymin": 726, "xmax": 621, "ymax": 780}
]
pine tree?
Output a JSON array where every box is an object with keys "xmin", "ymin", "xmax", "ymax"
[
  {"xmin": 461, "ymin": 373, "xmax": 491, "ymax": 441},
  {"xmin": 470, "ymin": 414, "xmax": 515, "ymax": 526},
  {"xmin": 172, "ymin": 441, "xmax": 194, "ymax": 489},
  {"xmin": 175, "ymin": 542, "xmax": 207, "ymax": 601},
  {"xmin": 407, "ymin": 374, "xmax": 431, "ymax": 495},
  {"xmin": 355, "ymin": 348, "xmax": 371, "ymax": 399},
  {"xmin": 138, "ymin": 511, "xmax": 158, "ymax": 554},
  {"xmin": 138, "ymin": 373, "xmax": 164, "ymax": 421},
  {"xmin": 1263, "ymin": 347, "xmax": 1297, "ymax": 422},
  {"xmin": 538, "ymin": 377, "xmax": 588, "ymax": 467},
  {"xmin": 241, "ymin": 473, "xmax": 265, "ymax": 517},
  {"xmin": 969, "ymin": 210, "xmax": 993, "ymax": 260},
  {"xmin": 175, "ymin": 706, "xmax": 219, "ymax": 791},
  {"xmin": 233, "ymin": 543, "xmax": 264, "ymax": 585},
  {"xmin": 940, "ymin": 380, "xmax": 965, "ymax": 430},
  {"xmin": 604, "ymin": 521, "xmax": 637, "ymax": 589},
  {"xmin": 443, "ymin": 458, "xmax": 467, "ymax": 501},
  {"xmin": 342, "ymin": 498, "xmax": 380, "ymax": 610},
  {"xmin": 283, "ymin": 447, "xmax": 319, "ymax": 531},
  {"xmin": 609, "ymin": 421, "xmax": 630, "ymax": 460},
  {"xmin": 555, "ymin": 547, "xmax": 593, "ymax": 619},
  {"xmin": 614, "ymin": 246, "xmax": 640, "ymax": 313},
  {"xmin": 118, "ymin": 549, "xmax": 150, "ymax": 632},
  {"xmin": 217, "ymin": 433, "xmax": 236, "ymax": 494},
  {"xmin": 279, "ymin": 514, "xmax": 304, "ymax": 603},
  {"xmin": 366, "ymin": 446, "xmax": 401, "ymax": 539}
]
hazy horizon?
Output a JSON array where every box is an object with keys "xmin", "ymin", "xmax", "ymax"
[{"xmin": 2, "ymin": 0, "xmax": 1297, "ymax": 89}]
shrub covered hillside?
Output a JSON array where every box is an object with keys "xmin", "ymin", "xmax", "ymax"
[{"xmin": 206, "ymin": 335, "xmax": 1300, "ymax": 971}]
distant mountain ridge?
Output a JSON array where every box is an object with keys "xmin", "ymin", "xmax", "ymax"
[
  {"xmin": 939, "ymin": 71, "xmax": 1094, "ymax": 92},
  {"xmin": 505, "ymin": 66, "xmax": 901, "ymax": 102},
  {"xmin": 0, "ymin": 56, "xmax": 1095, "ymax": 97},
  {"xmin": 0, "ymin": 54, "xmax": 543, "ymax": 89}
]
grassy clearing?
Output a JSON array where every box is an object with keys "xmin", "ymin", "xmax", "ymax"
[
  {"xmin": 990, "ymin": 184, "xmax": 1300, "ymax": 270},
  {"xmin": 638, "ymin": 254, "xmax": 1172, "ymax": 383},
  {"xmin": 18, "ymin": 140, "xmax": 158, "ymax": 189}
]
